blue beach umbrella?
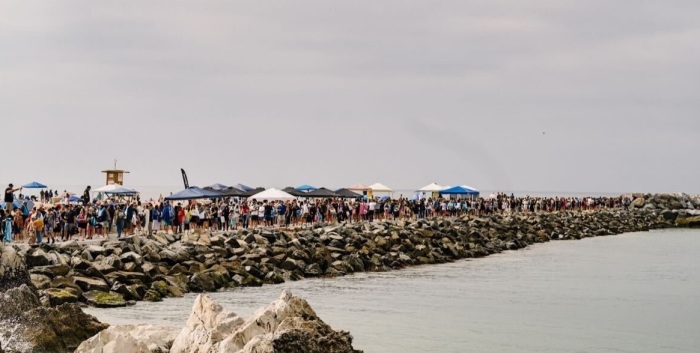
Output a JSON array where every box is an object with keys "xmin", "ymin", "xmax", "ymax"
[{"xmin": 22, "ymin": 181, "xmax": 47, "ymax": 189}]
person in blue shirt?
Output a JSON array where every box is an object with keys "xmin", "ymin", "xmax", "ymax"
[
  {"xmin": 162, "ymin": 202, "xmax": 173, "ymax": 233},
  {"xmin": 151, "ymin": 206, "xmax": 161, "ymax": 233},
  {"xmin": 21, "ymin": 201, "xmax": 30, "ymax": 222}
]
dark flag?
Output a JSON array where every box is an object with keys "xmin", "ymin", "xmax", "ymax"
[{"xmin": 181, "ymin": 169, "xmax": 190, "ymax": 189}]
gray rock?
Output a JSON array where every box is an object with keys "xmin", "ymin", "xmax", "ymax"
[{"xmin": 73, "ymin": 275, "xmax": 110, "ymax": 292}]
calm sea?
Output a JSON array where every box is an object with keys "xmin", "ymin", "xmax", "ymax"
[{"xmin": 84, "ymin": 228, "xmax": 700, "ymax": 352}]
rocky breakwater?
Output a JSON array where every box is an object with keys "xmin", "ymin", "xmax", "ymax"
[
  {"xmin": 0, "ymin": 244, "xmax": 107, "ymax": 353},
  {"xmin": 76, "ymin": 290, "xmax": 362, "ymax": 353},
  {"xmin": 628, "ymin": 193, "xmax": 700, "ymax": 227},
  {"xmin": 20, "ymin": 205, "xmax": 687, "ymax": 310}
]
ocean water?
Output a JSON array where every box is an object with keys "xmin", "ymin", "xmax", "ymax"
[{"xmin": 85, "ymin": 229, "xmax": 700, "ymax": 353}]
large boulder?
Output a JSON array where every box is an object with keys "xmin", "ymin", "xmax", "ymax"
[
  {"xmin": 0, "ymin": 246, "xmax": 108, "ymax": 353},
  {"xmin": 169, "ymin": 290, "xmax": 361, "ymax": 353},
  {"xmin": 75, "ymin": 324, "xmax": 178, "ymax": 353},
  {"xmin": 0, "ymin": 246, "xmax": 31, "ymax": 291}
]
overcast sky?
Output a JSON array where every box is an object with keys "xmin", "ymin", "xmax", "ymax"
[{"xmin": 1, "ymin": 0, "xmax": 699, "ymax": 194}]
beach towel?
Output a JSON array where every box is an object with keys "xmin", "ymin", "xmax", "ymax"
[{"xmin": 4, "ymin": 218, "xmax": 12, "ymax": 242}]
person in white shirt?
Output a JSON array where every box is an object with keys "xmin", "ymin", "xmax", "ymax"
[{"xmin": 368, "ymin": 200, "xmax": 377, "ymax": 222}]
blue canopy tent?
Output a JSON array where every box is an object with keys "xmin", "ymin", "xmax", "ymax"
[
  {"xmin": 231, "ymin": 183, "xmax": 254, "ymax": 192},
  {"xmin": 165, "ymin": 187, "xmax": 225, "ymax": 201},
  {"xmin": 440, "ymin": 185, "xmax": 479, "ymax": 197},
  {"xmin": 68, "ymin": 195, "xmax": 81, "ymax": 203},
  {"xmin": 22, "ymin": 181, "xmax": 47, "ymax": 189},
  {"xmin": 295, "ymin": 185, "xmax": 318, "ymax": 192}
]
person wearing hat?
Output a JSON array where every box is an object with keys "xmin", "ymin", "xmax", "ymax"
[{"xmin": 4, "ymin": 183, "xmax": 21, "ymax": 213}]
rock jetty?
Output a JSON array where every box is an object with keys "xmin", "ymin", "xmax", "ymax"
[
  {"xmin": 10, "ymin": 193, "xmax": 700, "ymax": 310},
  {"xmin": 0, "ymin": 245, "xmax": 108, "ymax": 353},
  {"xmin": 75, "ymin": 290, "xmax": 362, "ymax": 353}
]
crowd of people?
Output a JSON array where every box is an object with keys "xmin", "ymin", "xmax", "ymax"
[{"xmin": 1, "ymin": 181, "xmax": 635, "ymax": 246}]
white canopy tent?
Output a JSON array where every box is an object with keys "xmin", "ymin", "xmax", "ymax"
[
  {"xmin": 417, "ymin": 183, "xmax": 446, "ymax": 192},
  {"xmin": 369, "ymin": 183, "xmax": 393, "ymax": 193},
  {"xmin": 369, "ymin": 182, "xmax": 393, "ymax": 198},
  {"xmin": 249, "ymin": 188, "xmax": 297, "ymax": 201},
  {"xmin": 94, "ymin": 184, "xmax": 122, "ymax": 193}
]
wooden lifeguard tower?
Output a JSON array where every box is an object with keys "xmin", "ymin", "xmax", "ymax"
[{"xmin": 101, "ymin": 160, "xmax": 129, "ymax": 185}]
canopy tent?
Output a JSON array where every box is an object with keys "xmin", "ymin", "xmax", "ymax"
[
  {"xmin": 249, "ymin": 188, "xmax": 296, "ymax": 201},
  {"xmin": 241, "ymin": 187, "xmax": 266, "ymax": 197},
  {"xmin": 411, "ymin": 192, "xmax": 422, "ymax": 201},
  {"xmin": 369, "ymin": 183, "xmax": 393, "ymax": 193},
  {"xmin": 216, "ymin": 187, "xmax": 247, "ymax": 197},
  {"xmin": 295, "ymin": 184, "xmax": 318, "ymax": 192},
  {"xmin": 461, "ymin": 185, "xmax": 480, "ymax": 193},
  {"xmin": 417, "ymin": 183, "xmax": 445, "ymax": 192},
  {"xmin": 206, "ymin": 183, "xmax": 228, "ymax": 191},
  {"xmin": 231, "ymin": 183, "xmax": 254, "ymax": 192},
  {"xmin": 334, "ymin": 188, "xmax": 362, "ymax": 199},
  {"xmin": 104, "ymin": 187, "xmax": 139, "ymax": 196},
  {"xmin": 22, "ymin": 181, "xmax": 47, "ymax": 189},
  {"xmin": 348, "ymin": 183, "xmax": 371, "ymax": 191},
  {"xmin": 94, "ymin": 184, "xmax": 123, "ymax": 193},
  {"xmin": 303, "ymin": 188, "xmax": 340, "ymax": 198},
  {"xmin": 440, "ymin": 185, "xmax": 479, "ymax": 196},
  {"xmin": 282, "ymin": 187, "xmax": 306, "ymax": 197},
  {"xmin": 164, "ymin": 187, "xmax": 224, "ymax": 201}
]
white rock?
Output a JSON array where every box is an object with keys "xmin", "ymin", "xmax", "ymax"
[
  {"xmin": 169, "ymin": 294, "xmax": 245, "ymax": 353},
  {"xmin": 218, "ymin": 290, "xmax": 318, "ymax": 352},
  {"xmin": 75, "ymin": 324, "xmax": 178, "ymax": 353}
]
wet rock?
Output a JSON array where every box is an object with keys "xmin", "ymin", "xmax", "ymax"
[
  {"xmin": 143, "ymin": 289, "xmax": 163, "ymax": 302},
  {"xmin": 0, "ymin": 246, "xmax": 108, "ymax": 353},
  {"xmin": 189, "ymin": 272, "xmax": 217, "ymax": 292}
]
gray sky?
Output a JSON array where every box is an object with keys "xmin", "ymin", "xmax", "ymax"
[{"xmin": 1, "ymin": 0, "xmax": 699, "ymax": 194}]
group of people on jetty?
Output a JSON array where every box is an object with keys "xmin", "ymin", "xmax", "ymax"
[{"xmin": 2, "ymin": 182, "xmax": 634, "ymax": 246}]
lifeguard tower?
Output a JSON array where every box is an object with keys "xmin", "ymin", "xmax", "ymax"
[{"xmin": 101, "ymin": 160, "xmax": 129, "ymax": 185}]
